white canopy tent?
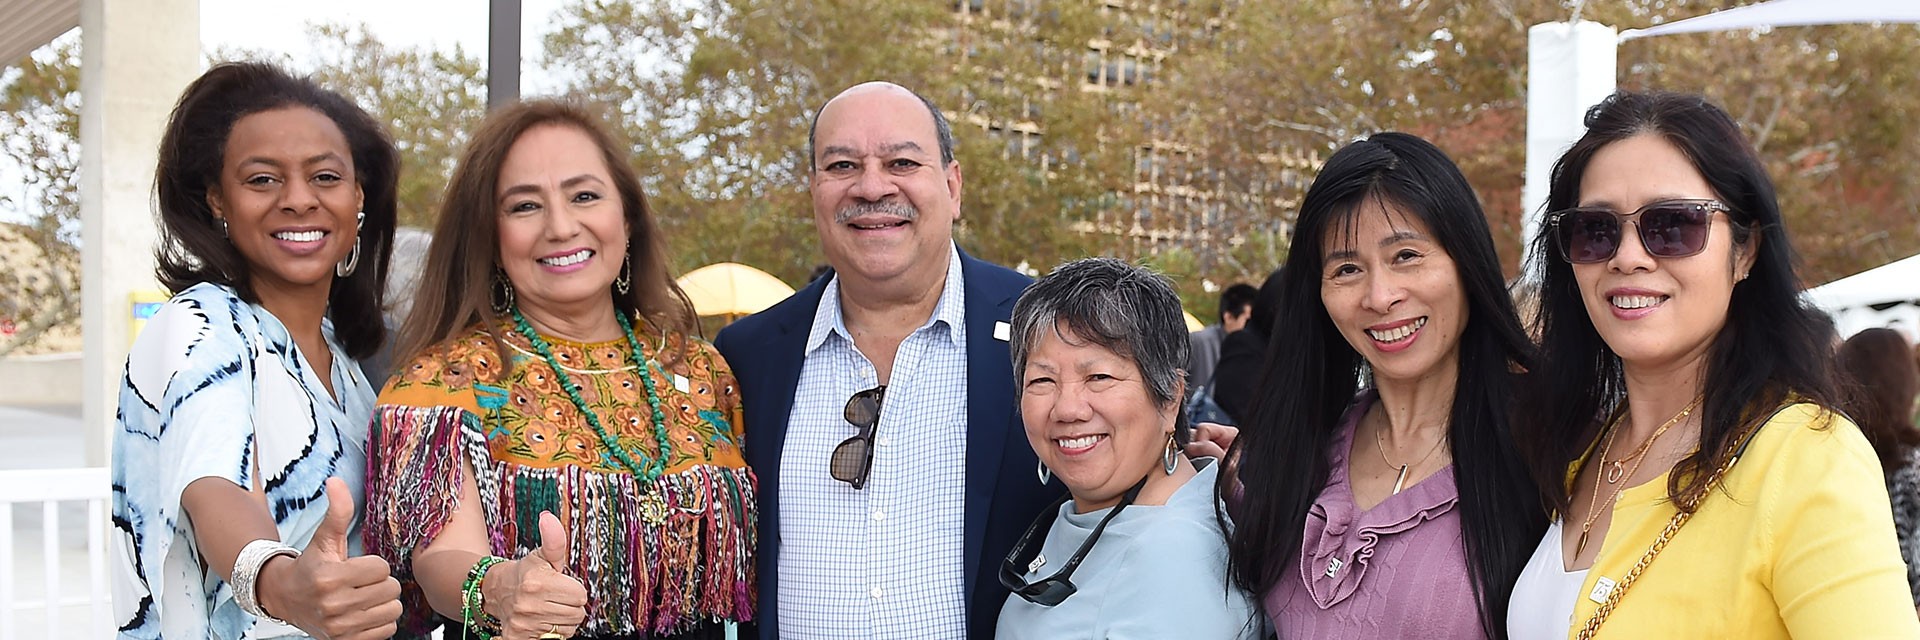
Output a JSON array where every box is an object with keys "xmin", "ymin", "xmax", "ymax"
[
  {"xmin": 1619, "ymin": 0, "xmax": 1920, "ymax": 41},
  {"xmin": 1805, "ymin": 254, "xmax": 1920, "ymax": 341},
  {"xmin": 1522, "ymin": 0, "xmax": 1920, "ymax": 270}
]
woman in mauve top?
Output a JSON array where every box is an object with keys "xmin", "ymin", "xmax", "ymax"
[{"xmin": 1213, "ymin": 132, "xmax": 1544, "ymax": 638}]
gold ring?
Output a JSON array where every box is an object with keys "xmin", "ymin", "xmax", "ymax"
[{"xmin": 540, "ymin": 626, "xmax": 565, "ymax": 639}]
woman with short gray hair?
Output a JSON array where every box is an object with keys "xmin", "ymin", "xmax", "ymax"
[{"xmin": 995, "ymin": 257, "xmax": 1258, "ymax": 639}]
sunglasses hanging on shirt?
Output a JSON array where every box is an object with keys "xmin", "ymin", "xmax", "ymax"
[
  {"xmin": 831, "ymin": 386, "xmax": 885, "ymax": 490},
  {"xmin": 999, "ymin": 475, "xmax": 1150, "ymax": 606}
]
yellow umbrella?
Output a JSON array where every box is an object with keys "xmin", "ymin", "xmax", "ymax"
[
  {"xmin": 675, "ymin": 263, "xmax": 796, "ymax": 320},
  {"xmin": 1183, "ymin": 310, "xmax": 1204, "ymax": 333}
]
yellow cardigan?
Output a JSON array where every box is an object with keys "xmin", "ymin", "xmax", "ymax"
[{"xmin": 1566, "ymin": 403, "xmax": 1920, "ymax": 639}]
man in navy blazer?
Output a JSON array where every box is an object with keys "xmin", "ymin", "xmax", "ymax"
[{"xmin": 715, "ymin": 82, "xmax": 1060, "ymax": 640}]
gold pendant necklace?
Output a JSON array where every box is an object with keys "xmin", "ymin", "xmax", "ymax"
[
  {"xmin": 1575, "ymin": 397, "xmax": 1701, "ymax": 555},
  {"xmin": 1374, "ymin": 420, "xmax": 1447, "ymax": 496}
]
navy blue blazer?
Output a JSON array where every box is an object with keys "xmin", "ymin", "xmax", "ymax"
[{"xmin": 714, "ymin": 249, "xmax": 1062, "ymax": 640}]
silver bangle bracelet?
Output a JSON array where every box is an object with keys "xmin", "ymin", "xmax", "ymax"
[{"xmin": 232, "ymin": 539, "xmax": 300, "ymax": 624}]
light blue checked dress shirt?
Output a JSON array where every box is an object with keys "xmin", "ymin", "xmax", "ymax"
[{"xmin": 777, "ymin": 245, "xmax": 970, "ymax": 639}]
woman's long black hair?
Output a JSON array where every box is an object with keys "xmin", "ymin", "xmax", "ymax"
[
  {"xmin": 1221, "ymin": 132, "xmax": 1542, "ymax": 637},
  {"xmin": 1513, "ymin": 91, "xmax": 1838, "ymax": 513}
]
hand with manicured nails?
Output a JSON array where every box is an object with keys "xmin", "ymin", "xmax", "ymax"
[
  {"xmin": 256, "ymin": 477, "xmax": 403, "ymax": 640},
  {"xmin": 484, "ymin": 511, "xmax": 589, "ymax": 639}
]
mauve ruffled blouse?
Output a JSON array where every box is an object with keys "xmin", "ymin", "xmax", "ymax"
[{"xmin": 1263, "ymin": 391, "xmax": 1484, "ymax": 639}]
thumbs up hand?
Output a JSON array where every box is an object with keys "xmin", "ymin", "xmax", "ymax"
[
  {"xmin": 256, "ymin": 477, "xmax": 403, "ymax": 640},
  {"xmin": 485, "ymin": 511, "xmax": 589, "ymax": 639}
]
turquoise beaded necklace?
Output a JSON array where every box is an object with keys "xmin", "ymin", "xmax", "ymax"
[{"xmin": 509, "ymin": 307, "xmax": 673, "ymax": 483}]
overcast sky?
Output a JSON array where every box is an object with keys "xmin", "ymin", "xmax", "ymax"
[
  {"xmin": 200, "ymin": 0, "xmax": 570, "ymax": 91},
  {"xmin": 2, "ymin": 0, "xmax": 574, "ymax": 227}
]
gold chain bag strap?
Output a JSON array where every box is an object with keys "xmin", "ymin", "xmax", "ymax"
[{"xmin": 1573, "ymin": 403, "xmax": 1788, "ymax": 639}]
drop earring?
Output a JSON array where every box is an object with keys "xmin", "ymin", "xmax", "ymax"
[
  {"xmin": 335, "ymin": 212, "xmax": 365, "ymax": 278},
  {"xmin": 1037, "ymin": 461, "xmax": 1051, "ymax": 485},
  {"xmin": 492, "ymin": 269, "xmax": 516, "ymax": 313},
  {"xmin": 614, "ymin": 253, "xmax": 632, "ymax": 295}
]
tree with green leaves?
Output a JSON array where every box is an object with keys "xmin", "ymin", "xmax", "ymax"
[
  {"xmin": 539, "ymin": 0, "xmax": 1141, "ymax": 290},
  {"xmin": 303, "ymin": 23, "xmax": 488, "ymax": 230},
  {"xmin": 0, "ymin": 36, "xmax": 82, "ymax": 356}
]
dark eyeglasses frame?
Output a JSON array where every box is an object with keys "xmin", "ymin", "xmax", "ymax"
[
  {"xmin": 830, "ymin": 386, "xmax": 885, "ymax": 490},
  {"xmin": 998, "ymin": 476, "xmax": 1149, "ymax": 606},
  {"xmin": 1548, "ymin": 198, "xmax": 1731, "ymax": 264}
]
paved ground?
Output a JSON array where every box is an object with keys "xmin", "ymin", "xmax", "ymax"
[{"xmin": 1, "ymin": 403, "xmax": 102, "ymax": 638}]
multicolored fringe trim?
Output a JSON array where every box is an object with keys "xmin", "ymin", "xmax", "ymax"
[{"xmin": 365, "ymin": 404, "xmax": 758, "ymax": 638}]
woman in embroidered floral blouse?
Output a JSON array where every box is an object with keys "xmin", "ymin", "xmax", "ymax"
[{"xmin": 364, "ymin": 100, "xmax": 754, "ymax": 640}]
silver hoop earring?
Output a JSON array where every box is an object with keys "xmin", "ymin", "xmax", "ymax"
[
  {"xmin": 1037, "ymin": 461, "xmax": 1051, "ymax": 485},
  {"xmin": 335, "ymin": 240, "xmax": 361, "ymax": 277},
  {"xmin": 334, "ymin": 211, "xmax": 365, "ymax": 278},
  {"xmin": 1163, "ymin": 433, "xmax": 1179, "ymax": 475}
]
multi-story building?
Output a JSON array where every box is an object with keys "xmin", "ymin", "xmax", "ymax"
[{"xmin": 946, "ymin": 0, "xmax": 1319, "ymax": 267}]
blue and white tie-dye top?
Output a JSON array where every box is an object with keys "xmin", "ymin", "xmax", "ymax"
[{"xmin": 110, "ymin": 282, "xmax": 374, "ymax": 639}]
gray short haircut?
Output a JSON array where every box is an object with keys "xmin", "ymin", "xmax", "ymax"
[
  {"xmin": 1010, "ymin": 257, "xmax": 1192, "ymax": 443},
  {"xmin": 807, "ymin": 85, "xmax": 956, "ymax": 170}
]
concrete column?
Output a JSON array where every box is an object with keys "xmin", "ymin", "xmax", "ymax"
[
  {"xmin": 79, "ymin": 0, "xmax": 200, "ymax": 466},
  {"xmin": 1521, "ymin": 21, "xmax": 1617, "ymax": 271},
  {"xmin": 488, "ymin": 0, "xmax": 521, "ymax": 109}
]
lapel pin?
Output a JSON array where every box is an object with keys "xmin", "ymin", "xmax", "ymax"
[{"xmin": 993, "ymin": 321, "xmax": 1011, "ymax": 342}]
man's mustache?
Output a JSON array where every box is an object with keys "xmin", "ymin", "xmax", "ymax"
[{"xmin": 835, "ymin": 201, "xmax": 918, "ymax": 224}]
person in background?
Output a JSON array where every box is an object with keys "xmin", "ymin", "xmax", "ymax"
[
  {"xmin": 365, "ymin": 100, "xmax": 754, "ymax": 639},
  {"xmin": 1213, "ymin": 268, "xmax": 1284, "ymax": 426},
  {"xmin": 112, "ymin": 60, "xmax": 403, "ymax": 639},
  {"xmin": 714, "ymin": 81, "xmax": 1060, "ymax": 640},
  {"xmin": 1508, "ymin": 90, "xmax": 1918, "ymax": 638},
  {"xmin": 1836, "ymin": 327, "xmax": 1920, "ymax": 614},
  {"xmin": 996, "ymin": 257, "xmax": 1257, "ymax": 639},
  {"xmin": 1188, "ymin": 282, "xmax": 1258, "ymax": 394}
]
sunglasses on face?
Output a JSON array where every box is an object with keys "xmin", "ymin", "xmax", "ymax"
[
  {"xmin": 1549, "ymin": 199, "xmax": 1730, "ymax": 264},
  {"xmin": 999, "ymin": 476, "xmax": 1148, "ymax": 606},
  {"xmin": 830, "ymin": 386, "xmax": 885, "ymax": 490}
]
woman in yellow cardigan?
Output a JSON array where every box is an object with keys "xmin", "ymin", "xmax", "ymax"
[{"xmin": 1506, "ymin": 90, "xmax": 1919, "ymax": 639}]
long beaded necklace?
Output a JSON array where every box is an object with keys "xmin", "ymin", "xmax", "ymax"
[
  {"xmin": 1573, "ymin": 397, "xmax": 1701, "ymax": 556},
  {"xmin": 510, "ymin": 307, "xmax": 673, "ymax": 482}
]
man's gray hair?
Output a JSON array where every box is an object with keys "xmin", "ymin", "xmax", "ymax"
[
  {"xmin": 1010, "ymin": 257, "xmax": 1192, "ymax": 442},
  {"xmin": 807, "ymin": 85, "xmax": 956, "ymax": 169}
]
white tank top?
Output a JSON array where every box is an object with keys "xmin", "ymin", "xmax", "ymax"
[{"xmin": 1508, "ymin": 520, "xmax": 1590, "ymax": 640}]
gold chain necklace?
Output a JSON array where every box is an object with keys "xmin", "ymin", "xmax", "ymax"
[
  {"xmin": 1574, "ymin": 397, "xmax": 1701, "ymax": 556},
  {"xmin": 1373, "ymin": 421, "xmax": 1448, "ymax": 495},
  {"xmin": 1600, "ymin": 397, "xmax": 1702, "ymax": 484}
]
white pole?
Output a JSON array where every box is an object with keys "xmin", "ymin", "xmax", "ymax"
[
  {"xmin": 1521, "ymin": 21, "xmax": 1618, "ymax": 272},
  {"xmin": 79, "ymin": 0, "xmax": 201, "ymax": 466}
]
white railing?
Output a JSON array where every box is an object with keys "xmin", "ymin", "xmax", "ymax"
[{"xmin": 0, "ymin": 467, "xmax": 111, "ymax": 640}]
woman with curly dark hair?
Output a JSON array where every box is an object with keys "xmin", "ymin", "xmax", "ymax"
[{"xmin": 111, "ymin": 61, "xmax": 402, "ymax": 639}]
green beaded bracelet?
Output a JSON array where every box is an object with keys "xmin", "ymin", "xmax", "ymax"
[{"xmin": 461, "ymin": 555, "xmax": 507, "ymax": 637}]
